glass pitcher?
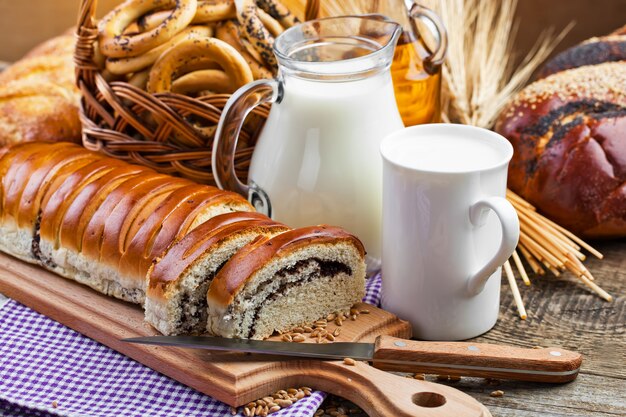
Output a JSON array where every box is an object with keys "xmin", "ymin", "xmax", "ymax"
[
  {"xmin": 212, "ymin": 15, "xmax": 404, "ymax": 269},
  {"xmin": 319, "ymin": 0, "xmax": 448, "ymax": 126}
]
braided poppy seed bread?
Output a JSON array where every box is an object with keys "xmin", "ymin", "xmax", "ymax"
[
  {"xmin": 0, "ymin": 142, "xmax": 254, "ymax": 303},
  {"xmin": 146, "ymin": 212, "xmax": 289, "ymax": 335},
  {"xmin": 0, "ymin": 142, "xmax": 102, "ymax": 263},
  {"xmin": 206, "ymin": 226, "xmax": 366, "ymax": 340},
  {"xmin": 1, "ymin": 142, "xmax": 368, "ymax": 339},
  {"xmin": 496, "ymin": 62, "xmax": 626, "ymax": 238}
]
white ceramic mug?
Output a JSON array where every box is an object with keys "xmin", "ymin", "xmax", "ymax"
[{"xmin": 380, "ymin": 124, "xmax": 520, "ymax": 340}]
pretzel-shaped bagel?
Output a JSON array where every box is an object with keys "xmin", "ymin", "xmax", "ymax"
[
  {"xmin": 147, "ymin": 37, "xmax": 253, "ymax": 93},
  {"xmin": 99, "ymin": 0, "xmax": 198, "ymax": 58},
  {"xmin": 106, "ymin": 26, "xmax": 212, "ymax": 75}
]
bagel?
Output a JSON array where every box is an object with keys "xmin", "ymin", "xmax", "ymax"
[
  {"xmin": 127, "ymin": 70, "xmax": 151, "ymax": 90},
  {"xmin": 195, "ymin": 0, "xmax": 237, "ymax": 22},
  {"xmin": 147, "ymin": 37, "xmax": 253, "ymax": 93},
  {"xmin": 106, "ymin": 26, "xmax": 212, "ymax": 75},
  {"xmin": 215, "ymin": 20, "xmax": 273, "ymax": 79},
  {"xmin": 123, "ymin": 0, "xmax": 235, "ymax": 32},
  {"xmin": 236, "ymin": 24, "xmax": 266, "ymax": 64},
  {"xmin": 98, "ymin": 0, "xmax": 198, "ymax": 58},
  {"xmin": 257, "ymin": 8, "xmax": 284, "ymax": 38},
  {"xmin": 189, "ymin": 124, "xmax": 218, "ymax": 140},
  {"xmin": 256, "ymin": 0, "xmax": 299, "ymax": 28},
  {"xmin": 93, "ymin": 42, "xmax": 107, "ymax": 69},
  {"xmin": 171, "ymin": 69, "xmax": 235, "ymax": 94},
  {"xmin": 123, "ymin": 10, "xmax": 171, "ymax": 35},
  {"xmin": 235, "ymin": 0, "xmax": 277, "ymax": 70},
  {"xmin": 101, "ymin": 69, "xmax": 125, "ymax": 83}
]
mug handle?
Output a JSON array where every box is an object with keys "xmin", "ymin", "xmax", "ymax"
[
  {"xmin": 408, "ymin": 2, "xmax": 448, "ymax": 75},
  {"xmin": 467, "ymin": 196, "xmax": 520, "ymax": 296},
  {"xmin": 212, "ymin": 79, "xmax": 283, "ymax": 216}
]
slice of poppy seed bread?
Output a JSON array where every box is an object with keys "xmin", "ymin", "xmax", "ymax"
[
  {"xmin": 206, "ymin": 226, "xmax": 366, "ymax": 340},
  {"xmin": 145, "ymin": 212, "xmax": 289, "ymax": 335}
]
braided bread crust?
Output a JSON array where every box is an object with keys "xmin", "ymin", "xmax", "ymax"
[{"xmin": 0, "ymin": 142, "xmax": 253, "ymax": 303}]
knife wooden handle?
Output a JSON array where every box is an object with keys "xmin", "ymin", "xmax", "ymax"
[{"xmin": 372, "ymin": 336, "xmax": 582, "ymax": 383}]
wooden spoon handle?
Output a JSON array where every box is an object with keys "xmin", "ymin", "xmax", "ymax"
[
  {"xmin": 373, "ymin": 335, "xmax": 582, "ymax": 383},
  {"xmin": 279, "ymin": 360, "xmax": 491, "ymax": 417}
]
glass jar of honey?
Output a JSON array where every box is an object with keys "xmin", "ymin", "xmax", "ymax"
[{"xmin": 391, "ymin": 2, "xmax": 447, "ymax": 125}]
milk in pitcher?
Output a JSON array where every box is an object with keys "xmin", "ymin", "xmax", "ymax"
[
  {"xmin": 250, "ymin": 72, "xmax": 404, "ymax": 262},
  {"xmin": 213, "ymin": 16, "xmax": 405, "ymax": 268}
]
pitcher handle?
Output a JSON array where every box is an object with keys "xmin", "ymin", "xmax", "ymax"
[
  {"xmin": 212, "ymin": 79, "xmax": 283, "ymax": 216},
  {"xmin": 467, "ymin": 196, "xmax": 520, "ymax": 296},
  {"xmin": 408, "ymin": 2, "xmax": 448, "ymax": 74}
]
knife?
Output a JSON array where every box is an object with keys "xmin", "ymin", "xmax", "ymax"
[{"xmin": 123, "ymin": 335, "xmax": 582, "ymax": 383}]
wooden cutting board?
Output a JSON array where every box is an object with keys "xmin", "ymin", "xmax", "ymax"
[{"xmin": 0, "ymin": 252, "xmax": 491, "ymax": 417}]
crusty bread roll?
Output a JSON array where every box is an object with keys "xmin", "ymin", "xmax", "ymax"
[
  {"xmin": 0, "ymin": 51, "xmax": 77, "ymax": 93},
  {"xmin": 206, "ymin": 226, "xmax": 366, "ymax": 340},
  {"xmin": 22, "ymin": 33, "xmax": 76, "ymax": 60},
  {"xmin": 0, "ymin": 142, "xmax": 253, "ymax": 303},
  {"xmin": 146, "ymin": 212, "xmax": 289, "ymax": 335},
  {"xmin": 496, "ymin": 62, "xmax": 626, "ymax": 238},
  {"xmin": 0, "ymin": 34, "xmax": 80, "ymax": 147},
  {"xmin": 535, "ymin": 34, "xmax": 626, "ymax": 79}
]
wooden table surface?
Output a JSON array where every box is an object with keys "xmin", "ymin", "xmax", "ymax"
[{"xmin": 429, "ymin": 239, "xmax": 626, "ymax": 417}]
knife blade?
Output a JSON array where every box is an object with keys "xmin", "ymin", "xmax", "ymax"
[{"xmin": 123, "ymin": 335, "xmax": 582, "ymax": 383}]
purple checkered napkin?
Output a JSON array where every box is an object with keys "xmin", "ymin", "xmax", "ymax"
[
  {"xmin": 363, "ymin": 271, "xmax": 382, "ymax": 306},
  {"xmin": 0, "ymin": 273, "xmax": 382, "ymax": 417}
]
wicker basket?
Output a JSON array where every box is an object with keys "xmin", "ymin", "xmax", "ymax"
[
  {"xmin": 74, "ymin": 0, "xmax": 322, "ymax": 185},
  {"xmin": 72, "ymin": 3, "xmax": 240, "ymax": 183}
]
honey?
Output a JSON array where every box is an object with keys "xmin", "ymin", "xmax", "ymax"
[{"xmin": 391, "ymin": 31, "xmax": 442, "ymax": 126}]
